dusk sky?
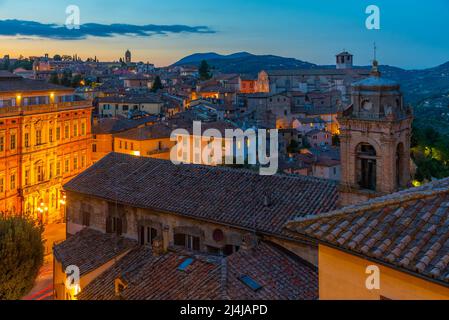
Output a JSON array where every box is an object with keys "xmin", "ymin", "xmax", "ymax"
[{"xmin": 0, "ymin": 0, "xmax": 448, "ymax": 69}]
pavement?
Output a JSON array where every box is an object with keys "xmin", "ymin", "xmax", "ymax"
[{"xmin": 22, "ymin": 223, "xmax": 66, "ymax": 300}]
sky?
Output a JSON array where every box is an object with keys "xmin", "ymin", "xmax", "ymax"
[{"xmin": 0, "ymin": 0, "xmax": 448, "ymax": 69}]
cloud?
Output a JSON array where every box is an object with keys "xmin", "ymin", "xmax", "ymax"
[{"xmin": 0, "ymin": 19, "xmax": 215, "ymax": 40}]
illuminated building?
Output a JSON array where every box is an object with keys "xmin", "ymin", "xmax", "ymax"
[{"xmin": 0, "ymin": 71, "xmax": 93, "ymax": 223}]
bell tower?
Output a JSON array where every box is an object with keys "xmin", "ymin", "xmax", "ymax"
[{"xmin": 338, "ymin": 60, "xmax": 413, "ymax": 207}]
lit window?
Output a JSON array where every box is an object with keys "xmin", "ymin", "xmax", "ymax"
[
  {"xmin": 10, "ymin": 134, "xmax": 16, "ymax": 150},
  {"xmin": 10, "ymin": 174, "xmax": 16, "ymax": 190}
]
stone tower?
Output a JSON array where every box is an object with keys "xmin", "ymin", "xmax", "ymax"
[
  {"xmin": 336, "ymin": 51, "xmax": 353, "ymax": 69},
  {"xmin": 125, "ymin": 49, "xmax": 132, "ymax": 64},
  {"xmin": 338, "ymin": 60, "xmax": 413, "ymax": 207}
]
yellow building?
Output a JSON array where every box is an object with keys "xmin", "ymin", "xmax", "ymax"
[
  {"xmin": 98, "ymin": 96, "xmax": 163, "ymax": 118},
  {"xmin": 286, "ymin": 179, "xmax": 449, "ymax": 300},
  {"xmin": 91, "ymin": 116, "xmax": 157, "ymax": 163},
  {"xmin": 0, "ymin": 71, "xmax": 93, "ymax": 223},
  {"xmin": 114, "ymin": 123, "xmax": 174, "ymax": 160}
]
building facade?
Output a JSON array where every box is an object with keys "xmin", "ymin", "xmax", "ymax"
[{"xmin": 0, "ymin": 71, "xmax": 93, "ymax": 223}]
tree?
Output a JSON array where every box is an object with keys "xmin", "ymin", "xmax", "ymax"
[
  {"xmin": 60, "ymin": 71, "xmax": 72, "ymax": 87},
  {"xmin": 53, "ymin": 55, "xmax": 62, "ymax": 61},
  {"xmin": 71, "ymin": 74, "xmax": 82, "ymax": 88},
  {"xmin": 0, "ymin": 214, "xmax": 44, "ymax": 300},
  {"xmin": 49, "ymin": 73, "xmax": 60, "ymax": 85},
  {"xmin": 199, "ymin": 60, "xmax": 212, "ymax": 80},
  {"xmin": 287, "ymin": 140, "xmax": 300, "ymax": 154},
  {"xmin": 151, "ymin": 76, "xmax": 163, "ymax": 92}
]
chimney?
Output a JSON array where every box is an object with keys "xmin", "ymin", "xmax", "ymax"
[{"xmin": 240, "ymin": 233, "xmax": 258, "ymax": 251}]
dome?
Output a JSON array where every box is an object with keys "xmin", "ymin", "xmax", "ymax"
[{"xmin": 352, "ymin": 76, "xmax": 399, "ymax": 88}]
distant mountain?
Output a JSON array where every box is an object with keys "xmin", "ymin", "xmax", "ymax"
[
  {"xmin": 173, "ymin": 52, "xmax": 316, "ymax": 74},
  {"xmin": 174, "ymin": 52, "xmax": 253, "ymax": 66}
]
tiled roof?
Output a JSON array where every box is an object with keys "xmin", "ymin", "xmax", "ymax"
[
  {"xmin": 53, "ymin": 228, "xmax": 137, "ymax": 276},
  {"xmin": 285, "ymin": 178, "xmax": 449, "ymax": 287},
  {"xmin": 115, "ymin": 123, "xmax": 172, "ymax": 140},
  {"xmin": 77, "ymin": 241, "xmax": 317, "ymax": 300},
  {"xmin": 64, "ymin": 153, "xmax": 338, "ymax": 237},
  {"xmin": 0, "ymin": 71, "xmax": 72, "ymax": 93},
  {"xmin": 92, "ymin": 116, "xmax": 158, "ymax": 134}
]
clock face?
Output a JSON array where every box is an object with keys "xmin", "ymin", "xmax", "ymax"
[{"xmin": 362, "ymin": 100, "xmax": 373, "ymax": 111}]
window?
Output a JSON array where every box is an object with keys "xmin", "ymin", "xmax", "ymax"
[
  {"xmin": 109, "ymin": 217, "xmax": 123, "ymax": 236},
  {"xmin": 36, "ymin": 163, "xmax": 44, "ymax": 182},
  {"xmin": 81, "ymin": 122, "xmax": 86, "ymax": 136},
  {"xmin": 0, "ymin": 136, "xmax": 4, "ymax": 152},
  {"xmin": 239, "ymin": 275, "xmax": 263, "ymax": 292},
  {"xmin": 0, "ymin": 177, "xmax": 4, "ymax": 193},
  {"xmin": 139, "ymin": 226, "xmax": 158, "ymax": 245},
  {"xmin": 92, "ymin": 144, "xmax": 97, "ymax": 153},
  {"xmin": 10, "ymin": 134, "xmax": 16, "ymax": 150},
  {"xmin": 24, "ymin": 169, "xmax": 30, "ymax": 186},
  {"xmin": 10, "ymin": 174, "xmax": 15, "ymax": 190},
  {"xmin": 49, "ymin": 163, "xmax": 54, "ymax": 179},
  {"xmin": 49, "ymin": 128, "xmax": 53, "ymax": 143},
  {"xmin": 24, "ymin": 133, "xmax": 30, "ymax": 148},
  {"xmin": 35, "ymin": 129, "xmax": 42, "ymax": 145},
  {"xmin": 81, "ymin": 155, "xmax": 86, "ymax": 168},
  {"xmin": 122, "ymin": 105, "xmax": 129, "ymax": 111},
  {"xmin": 125, "ymin": 142, "xmax": 128, "ymax": 150},
  {"xmin": 73, "ymin": 123, "xmax": 78, "ymax": 137},
  {"xmin": 64, "ymin": 159, "xmax": 69, "ymax": 173},
  {"xmin": 82, "ymin": 211, "xmax": 90, "ymax": 227},
  {"xmin": 119, "ymin": 141, "xmax": 122, "ymax": 149},
  {"xmin": 56, "ymin": 161, "xmax": 61, "ymax": 176},
  {"xmin": 73, "ymin": 157, "xmax": 78, "ymax": 170},
  {"xmin": 64, "ymin": 124, "xmax": 70, "ymax": 139},
  {"xmin": 174, "ymin": 233, "xmax": 200, "ymax": 251},
  {"xmin": 56, "ymin": 127, "xmax": 61, "ymax": 140},
  {"xmin": 131, "ymin": 143, "xmax": 134, "ymax": 151}
]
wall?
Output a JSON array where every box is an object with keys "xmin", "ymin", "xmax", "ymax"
[{"xmin": 319, "ymin": 245, "xmax": 449, "ymax": 300}]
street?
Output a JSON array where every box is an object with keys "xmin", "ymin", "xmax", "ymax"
[{"xmin": 22, "ymin": 223, "xmax": 66, "ymax": 301}]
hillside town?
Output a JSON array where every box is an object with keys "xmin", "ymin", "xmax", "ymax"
[{"xmin": 0, "ymin": 47, "xmax": 448, "ymax": 302}]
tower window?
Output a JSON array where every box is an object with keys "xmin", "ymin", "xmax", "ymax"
[{"xmin": 356, "ymin": 143, "xmax": 377, "ymax": 191}]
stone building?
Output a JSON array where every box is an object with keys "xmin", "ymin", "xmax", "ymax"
[
  {"xmin": 257, "ymin": 52, "xmax": 370, "ymax": 103},
  {"xmin": 0, "ymin": 71, "xmax": 93, "ymax": 223},
  {"xmin": 338, "ymin": 61, "xmax": 413, "ymax": 206}
]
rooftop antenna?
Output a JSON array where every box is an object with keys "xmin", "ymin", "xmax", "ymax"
[{"xmin": 373, "ymin": 42, "xmax": 377, "ymax": 62}]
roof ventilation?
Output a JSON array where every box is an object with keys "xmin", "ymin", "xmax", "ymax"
[{"xmin": 239, "ymin": 275, "xmax": 263, "ymax": 292}]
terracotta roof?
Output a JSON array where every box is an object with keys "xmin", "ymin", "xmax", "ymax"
[
  {"xmin": 77, "ymin": 241, "xmax": 317, "ymax": 300},
  {"xmin": 64, "ymin": 153, "xmax": 338, "ymax": 237},
  {"xmin": 0, "ymin": 71, "xmax": 72, "ymax": 93},
  {"xmin": 285, "ymin": 178, "xmax": 449, "ymax": 287},
  {"xmin": 92, "ymin": 116, "xmax": 158, "ymax": 134},
  {"xmin": 115, "ymin": 123, "xmax": 172, "ymax": 140},
  {"xmin": 53, "ymin": 228, "xmax": 137, "ymax": 276}
]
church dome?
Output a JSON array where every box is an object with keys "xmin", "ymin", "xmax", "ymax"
[{"xmin": 352, "ymin": 60, "xmax": 399, "ymax": 90}]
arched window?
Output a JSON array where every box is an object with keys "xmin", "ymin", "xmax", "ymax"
[{"xmin": 356, "ymin": 143, "xmax": 377, "ymax": 191}]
